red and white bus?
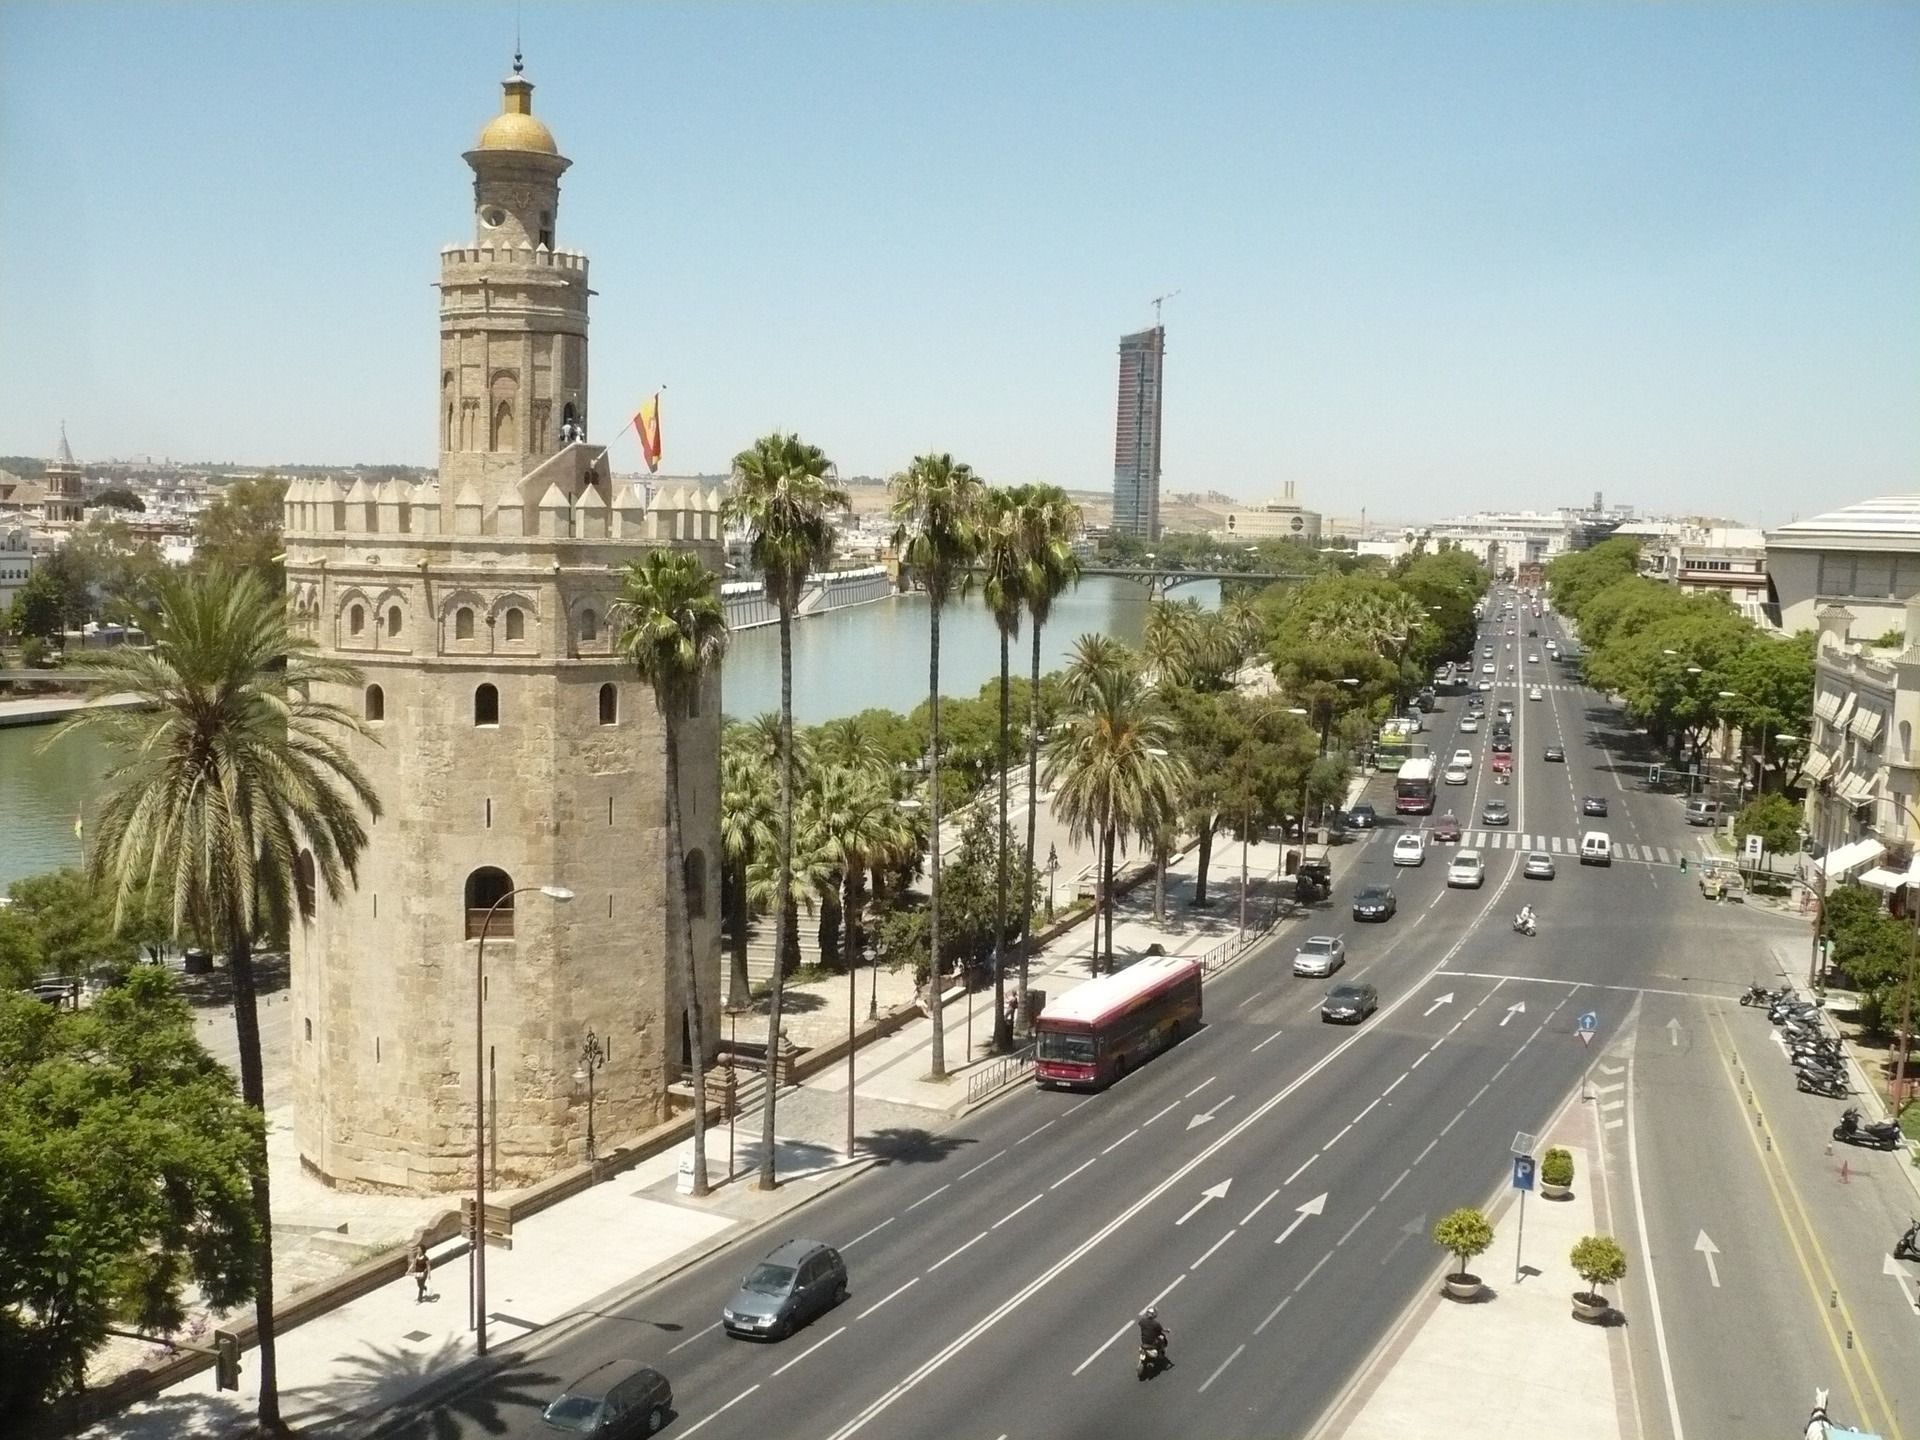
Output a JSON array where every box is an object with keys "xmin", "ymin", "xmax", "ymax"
[
  {"xmin": 1395, "ymin": 757, "xmax": 1438, "ymax": 815},
  {"xmin": 1033, "ymin": 956, "xmax": 1203, "ymax": 1090}
]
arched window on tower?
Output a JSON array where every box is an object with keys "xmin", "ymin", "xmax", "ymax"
[
  {"xmin": 504, "ymin": 607, "xmax": 525, "ymax": 642},
  {"xmin": 491, "ymin": 400, "xmax": 515, "ymax": 451},
  {"xmin": 294, "ymin": 849, "xmax": 317, "ymax": 924},
  {"xmin": 387, "ymin": 605, "xmax": 403, "ymax": 638},
  {"xmin": 540, "ymin": 211, "xmax": 554, "ymax": 249},
  {"xmin": 598, "ymin": 683, "xmax": 618, "ymax": 726},
  {"xmin": 579, "ymin": 608, "xmax": 598, "ymax": 643},
  {"xmin": 464, "ymin": 867, "xmax": 514, "ymax": 939},
  {"xmin": 364, "ymin": 684, "xmax": 385, "ymax": 723},
  {"xmin": 684, "ymin": 850, "xmax": 707, "ymax": 920},
  {"xmin": 474, "ymin": 683, "xmax": 499, "ymax": 727},
  {"xmin": 348, "ymin": 604, "xmax": 365, "ymax": 637},
  {"xmin": 455, "ymin": 607, "xmax": 475, "ymax": 641}
]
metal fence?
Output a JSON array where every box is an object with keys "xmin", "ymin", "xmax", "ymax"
[{"xmin": 965, "ymin": 1042, "xmax": 1037, "ymax": 1107}]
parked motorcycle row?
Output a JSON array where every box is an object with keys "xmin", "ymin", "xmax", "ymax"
[{"xmin": 1739, "ymin": 985, "xmax": 1853, "ymax": 1100}]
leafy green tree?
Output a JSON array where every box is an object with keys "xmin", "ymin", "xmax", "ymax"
[
  {"xmin": 0, "ymin": 967, "xmax": 260, "ymax": 1420},
  {"xmin": 1720, "ymin": 631, "xmax": 1814, "ymax": 787},
  {"xmin": 890, "ymin": 452, "xmax": 985, "ymax": 1077},
  {"xmin": 613, "ymin": 548, "xmax": 730, "ymax": 1198},
  {"xmin": 724, "ymin": 432, "xmax": 846, "ymax": 1189},
  {"xmin": 1432, "ymin": 1207, "xmax": 1494, "ymax": 1280},
  {"xmin": 192, "ymin": 473, "xmax": 288, "ymax": 588},
  {"xmin": 7, "ymin": 567, "xmax": 66, "ymax": 642},
  {"xmin": 1544, "ymin": 536, "xmax": 1639, "ymax": 617},
  {"xmin": 1734, "ymin": 793, "xmax": 1802, "ymax": 861},
  {"xmin": 59, "ymin": 566, "xmax": 380, "ymax": 1431},
  {"xmin": 1570, "ymin": 1234, "xmax": 1628, "ymax": 1305},
  {"xmin": 89, "ymin": 485, "xmax": 144, "ymax": 512},
  {"xmin": 62, "ymin": 516, "xmax": 169, "ymax": 624},
  {"xmin": 0, "ymin": 869, "xmax": 140, "ymax": 981}
]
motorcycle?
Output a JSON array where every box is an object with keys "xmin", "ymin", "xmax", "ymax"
[
  {"xmin": 1512, "ymin": 913, "xmax": 1536, "ymax": 937},
  {"xmin": 1741, "ymin": 983, "xmax": 1791, "ymax": 1008},
  {"xmin": 1833, "ymin": 1107, "xmax": 1901, "ymax": 1151},
  {"xmin": 1797, "ymin": 1069, "xmax": 1848, "ymax": 1098},
  {"xmin": 1137, "ymin": 1331, "xmax": 1171, "ymax": 1380},
  {"xmin": 1897, "ymin": 1218, "xmax": 1920, "ymax": 1262}
]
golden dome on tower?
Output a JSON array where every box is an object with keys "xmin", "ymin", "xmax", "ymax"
[{"xmin": 475, "ymin": 55, "xmax": 558, "ymax": 155}]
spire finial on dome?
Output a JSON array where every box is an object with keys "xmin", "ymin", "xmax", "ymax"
[{"xmin": 512, "ymin": 47, "xmax": 523, "ymax": 76}]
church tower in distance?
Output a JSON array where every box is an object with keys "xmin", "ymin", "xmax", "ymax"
[{"xmin": 280, "ymin": 60, "xmax": 724, "ymax": 1193}]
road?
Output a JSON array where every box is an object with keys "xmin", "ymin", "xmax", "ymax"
[{"xmin": 380, "ymin": 595, "xmax": 1919, "ymax": 1440}]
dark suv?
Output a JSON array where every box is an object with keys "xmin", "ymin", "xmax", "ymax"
[
  {"xmin": 541, "ymin": 1361, "xmax": 673, "ymax": 1436},
  {"xmin": 723, "ymin": 1239, "xmax": 848, "ymax": 1340}
]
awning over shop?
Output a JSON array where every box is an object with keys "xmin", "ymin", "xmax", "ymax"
[
  {"xmin": 1817, "ymin": 837, "xmax": 1886, "ymax": 881},
  {"xmin": 1837, "ymin": 769, "xmax": 1879, "ymax": 806},
  {"xmin": 1860, "ymin": 867, "xmax": 1907, "ymax": 891},
  {"xmin": 1803, "ymin": 750, "xmax": 1837, "ymax": 783}
]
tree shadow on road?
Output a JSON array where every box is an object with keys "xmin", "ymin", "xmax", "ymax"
[
  {"xmin": 858, "ymin": 1126, "xmax": 977, "ymax": 1167},
  {"xmin": 312, "ymin": 1336, "xmax": 561, "ymax": 1440}
]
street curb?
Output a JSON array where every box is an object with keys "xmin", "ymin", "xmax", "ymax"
[{"xmin": 352, "ymin": 1154, "xmax": 885, "ymax": 1439}]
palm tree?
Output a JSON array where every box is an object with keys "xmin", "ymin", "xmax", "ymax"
[
  {"xmin": 612, "ymin": 548, "xmax": 730, "ymax": 1198},
  {"xmin": 719, "ymin": 739, "xmax": 774, "ymax": 1010},
  {"xmin": 979, "ymin": 486, "xmax": 1026, "ymax": 1051},
  {"xmin": 62, "ymin": 567, "xmax": 380, "ymax": 1434},
  {"xmin": 1043, "ymin": 662, "xmax": 1187, "ymax": 973},
  {"xmin": 1141, "ymin": 599, "xmax": 1200, "ymax": 687},
  {"xmin": 889, "ymin": 452, "xmax": 985, "ymax": 1078},
  {"xmin": 806, "ymin": 763, "xmax": 897, "ymax": 976},
  {"xmin": 724, "ymin": 432, "xmax": 847, "ymax": 1190},
  {"xmin": 1062, "ymin": 631, "xmax": 1133, "ymax": 702},
  {"xmin": 814, "ymin": 714, "xmax": 891, "ymax": 779},
  {"xmin": 1015, "ymin": 485, "xmax": 1081, "ymax": 1005}
]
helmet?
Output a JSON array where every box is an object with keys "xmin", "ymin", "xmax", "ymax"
[{"xmin": 1141, "ymin": 1306, "xmax": 1157, "ymax": 1320}]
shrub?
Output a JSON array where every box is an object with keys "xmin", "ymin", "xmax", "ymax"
[
  {"xmin": 1541, "ymin": 1146, "xmax": 1574, "ymax": 1188},
  {"xmin": 1570, "ymin": 1234, "xmax": 1627, "ymax": 1300},
  {"xmin": 1432, "ymin": 1206, "xmax": 1494, "ymax": 1279}
]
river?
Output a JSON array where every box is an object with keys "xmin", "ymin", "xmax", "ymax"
[{"xmin": 0, "ymin": 575, "xmax": 1214, "ymax": 890}]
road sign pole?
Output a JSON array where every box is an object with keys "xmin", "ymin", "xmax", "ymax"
[{"xmin": 1515, "ymin": 1188, "xmax": 1527, "ymax": 1284}]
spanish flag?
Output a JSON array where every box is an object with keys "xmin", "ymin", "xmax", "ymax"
[{"xmin": 632, "ymin": 394, "xmax": 662, "ymax": 474}]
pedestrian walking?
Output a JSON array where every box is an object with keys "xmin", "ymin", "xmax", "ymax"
[{"xmin": 409, "ymin": 1243, "xmax": 431, "ymax": 1303}]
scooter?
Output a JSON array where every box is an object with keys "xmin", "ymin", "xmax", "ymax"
[
  {"xmin": 1512, "ymin": 913, "xmax": 1536, "ymax": 937},
  {"xmin": 1137, "ymin": 1331, "xmax": 1171, "ymax": 1380},
  {"xmin": 1796, "ymin": 1068, "xmax": 1848, "ymax": 1098},
  {"xmin": 1741, "ymin": 983, "xmax": 1791, "ymax": 1008},
  {"xmin": 1833, "ymin": 1107, "xmax": 1902, "ymax": 1151},
  {"xmin": 1896, "ymin": 1218, "xmax": 1920, "ymax": 1262}
]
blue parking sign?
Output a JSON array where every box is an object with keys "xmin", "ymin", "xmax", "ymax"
[{"xmin": 1512, "ymin": 1154, "xmax": 1536, "ymax": 1191}]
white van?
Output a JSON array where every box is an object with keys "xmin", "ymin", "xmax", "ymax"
[{"xmin": 1579, "ymin": 831, "xmax": 1613, "ymax": 867}]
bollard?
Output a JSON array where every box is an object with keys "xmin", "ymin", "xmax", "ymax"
[
  {"xmin": 1847, "ymin": 1329, "xmax": 1854, "ymax": 1349},
  {"xmin": 1766, "ymin": 1133, "xmax": 1773, "ymax": 1150},
  {"xmin": 1832, "ymin": 1289, "xmax": 1839, "ymax": 1309}
]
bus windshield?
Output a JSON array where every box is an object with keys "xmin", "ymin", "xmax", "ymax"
[{"xmin": 1037, "ymin": 1031, "xmax": 1096, "ymax": 1064}]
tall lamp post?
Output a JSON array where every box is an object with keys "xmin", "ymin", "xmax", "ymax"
[
  {"xmin": 574, "ymin": 1029, "xmax": 606, "ymax": 1163},
  {"xmin": 1045, "ymin": 842, "xmax": 1060, "ymax": 923},
  {"xmin": 473, "ymin": 883, "xmax": 573, "ymax": 1358}
]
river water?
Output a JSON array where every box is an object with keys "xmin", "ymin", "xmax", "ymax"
[{"xmin": 0, "ymin": 576, "xmax": 1214, "ymax": 890}]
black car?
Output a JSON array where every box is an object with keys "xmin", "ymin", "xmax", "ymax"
[
  {"xmin": 542, "ymin": 1361, "xmax": 673, "ymax": 1437},
  {"xmin": 1321, "ymin": 982, "xmax": 1380, "ymax": 1024},
  {"xmin": 1490, "ymin": 737, "xmax": 1513, "ymax": 754},
  {"xmin": 723, "ymin": 1239, "xmax": 849, "ymax": 1339},
  {"xmin": 1352, "ymin": 884, "xmax": 1397, "ymax": 922},
  {"xmin": 1582, "ymin": 795, "xmax": 1609, "ymax": 818},
  {"xmin": 1543, "ymin": 745, "xmax": 1566, "ymax": 762},
  {"xmin": 1481, "ymin": 799, "xmax": 1510, "ymax": 826},
  {"xmin": 1346, "ymin": 802, "xmax": 1378, "ymax": 829}
]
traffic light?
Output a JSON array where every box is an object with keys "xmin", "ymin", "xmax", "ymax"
[
  {"xmin": 214, "ymin": 1329, "xmax": 241, "ymax": 1391},
  {"xmin": 1649, "ymin": 765, "xmax": 1662, "ymax": 786}
]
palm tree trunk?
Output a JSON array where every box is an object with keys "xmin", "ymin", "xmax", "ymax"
[
  {"xmin": 1194, "ymin": 823, "xmax": 1213, "ymax": 905},
  {"xmin": 726, "ymin": 859, "xmax": 751, "ymax": 1011},
  {"xmin": 781, "ymin": 897, "xmax": 802, "ymax": 977},
  {"xmin": 843, "ymin": 866, "xmax": 865, "ymax": 973},
  {"xmin": 227, "ymin": 929, "xmax": 283, "ymax": 1431},
  {"xmin": 759, "ymin": 605, "xmax": 794, "ymax": 1190},
  {"xmin": 1019, "ymin": 620, "xmax": 1043, "ymax": 1006},
  {"xmin": 819, "ymin": 884, "xmax": 843, "ymax": 971},
  {"xmin": 664, "ymin": 722, "xmax": 709, "ymax": 1196},
  {"xmin": 992, "ymin": 626, "xmax": 1011, "ymax": 1051},
  {"xmin": 927, "ymin": 598, "xmax": 946, "ymax": 1077}
]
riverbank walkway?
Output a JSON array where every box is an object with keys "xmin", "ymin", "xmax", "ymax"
[{"xmin": 0, "ymin": 690, "xmax": 142, "ymax": 727}]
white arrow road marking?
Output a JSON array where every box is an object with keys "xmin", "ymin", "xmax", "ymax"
[
  {"xmin": 1667, "ymin": 1017, "xmax": 1684, "ymax": 1047},
  {"xmin": 1500, "ymin": 1001, "xmax": 1527, "ymax": 1026},
  {"xmin": 1187, "ymin": 1095, "xmax": 1237, "ymax": 1130},
  {"xmin": 1885, "ymin": 1254, "xmax": 1919, "ymax": 1313},
  {"xmin": 1381, "ymin": 1214, "xmax": 1427, "ymax": 1265},
  {"xmin": 1693, "ymin": 1231, "xmax": 1720, "ymax": 1288},
  {"xmin": 1176, "ymin": 1179, "xmax": 1233, "ymax": 1226},
  {"xmin": 1424, "ymin": 992, "xmax": 1456, "ymax": 1017},
  {"xmin": 1274, "ymin": 1192, "xmax": 1328, "ymax": 1246}
]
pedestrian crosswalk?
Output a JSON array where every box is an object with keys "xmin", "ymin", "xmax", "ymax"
[{"xmin": 1442, "ymin": 830, "xmax": 1682, "ymax": 864}]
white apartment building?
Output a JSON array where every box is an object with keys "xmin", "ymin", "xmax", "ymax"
[
  {"xmin": 1624, "ymin": 521, "xmax": 1771, "ymax": 624},
  {"xmin": 1421, "ymin": 510, "xmax": 1574, "ymax": 571},
  {"xmin": 1767, "ymin": 495, "xmax": 1920, "ymax": 638},
  {"xmin": 0, "ymin": 525, "xmax": 38, "ymax": 612}
]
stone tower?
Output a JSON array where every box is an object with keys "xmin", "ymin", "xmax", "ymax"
[
  {"xmin": 43, "ymin": 424, "xmax": 84, "ymax": 524},
  {"xmin": 281, "ymin": 61, "xmax": 725, "ymax": 1194}
]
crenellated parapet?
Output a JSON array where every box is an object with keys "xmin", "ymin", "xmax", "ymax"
[
  {"xmin": 281, "ymin": 471, "xmax": 722, "ymax": 545},
  {"xmin": 440, "ymin": 244, "xmax": 590, "ymax": 275}
]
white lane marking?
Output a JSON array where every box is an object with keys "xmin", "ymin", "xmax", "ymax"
[
  {"xmin": 1626, "ymin": 1049, "xmax": 1687, "ymax": 1440},
  {"xmin": 1142, "ymin": 1100, "xmax": 1181, "ymax": 1127},
  {"xmin": 1050, "ymin": 1156, "xmax": 1097, "ymax": 1190},
  {"xmin": 1470, "ymin": 1082, "xmax": 1491, "ymax": 1105},
  {"xmin": 929, "ymin": 1231, "xmax": 991, "ymax": 1272},
  {"xmin": 840, "ymin": 1218, "xmax": 896, "ymax": 1253},
  {"xmin": 1411, "ymin": 1051, "xmax": 1429, "ymax": 1069},
  {"xmin": 1352, "ymin": 1096, "xmax": 1383, "ymax": 1124},
  {"xmin": 1185, "ymin": 1077, "xmax": 1217, "ymax": 1100},
  {"xmin": 667, "ymin": 1320, "xmax": 722, "ymax": 1354},
  {"xmin": 1605, "ymin": 1118, "xmax": 1626, "ymax": 1131},
  {"xmin": 773, "ymin": 1325, "xmax": 847, "ymax": 1378},
  {"xmin": 857, "ymin": 1279, "xmax": 919, "ymax": 1319},
  {"xmin": 1293, "ymin": 1251, "xmax": 1333, "ymax": 1292},
  {"xmin": 1237, "ymin": 988, "xmax": 1267, "ymax": 1010},
  {"xmin": 959, "ymin": 1148, "xmax": 1007, "ymax": 1181},
  {"xmin": 1439, "ymin": 969, "xmax": 1707, "ymax": 1001},
  {"xmin": 680, "ymin": 1384, "xmax": 761, "ymax": 1437},
  {"xmin": 1252, "ymin": 1030, "xmax": 1285, "ymax": 1053},
  {"xmin": 1242, "ymin": 1188, "xmax": 1281, "ymax": 1225},
  {"xmin": 1198, "ymin": 1343, "xmax": 1247, "ymax": 1393},
  {"xmin": 1070, "ymin": 1273, "xmax": 1187, "ymax": 1376},
  {"xmin": 1593, "ymin": 1082, "xmax": 1625, "ymax": 1095},
  {"xmin": 1492, "ymin": 1061, "xmax": 1511, "ymax": 1080},
  {"xmin": 1254, "ymin": 1292, "xmax": 1292, "ymax": 1334},
  {"xmin": 1440, "ymin": 1108, "xmax": 1467, "ymax": 1136},
  {"xmin": 1285, "ymin": 1153, "xmax": 1320, "ymax": 1185},
  {"xmin": 1064, "ymin": 1097, "xmax": 1094, "ymax": 1116},
  {"xmin": 1323, "ymin": 1123, "xmax": 1355, "ymax": 1151},
  {"xmin": 1102, "ymin": 1128, "xmax": 1140, "ymax": 1155},
  {"xmin": 1382, "ymin": 1072, "xmax": 1407, "ymax": 1096},
  {"xmin": 1016, "ymin": 1119, "xmax": 1056, "ymax": 1146},
  {"xmin": 1339, "ymin": 1205, "xmax": 1377, "ymax": 1246},
  {"xmin": 993, "ymin": 1193, "xmax": 1045, "ymax": 1230},
  {"xmin": 906, "ymin": 1183, "xmax": 951, "ymax": 1212},
  {"xmin": 1381, "ymin": 1167, "xmax": 1412, "ymax": 1201},
  {"xmin": 1191, "ymin": 1230, "xmax": 1236, "ymax": 1270}
]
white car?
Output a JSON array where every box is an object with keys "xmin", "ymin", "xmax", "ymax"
[
  {"xmin": 1528, "ymin": 653, "xmax": 1540, "ymax": 663},
  {"xmin": 1459, "ymin": 716, "xmax": 1479, "ymax": 733},
  {"xmin": 1481, "ymin": 663, "xmax": 1495, "ymax": 675},
  {"xmin": 1450, "ymin": 749, "xmax": 1473, "ymax": 770},
  {"xmin": 1478, "ymin": 680, "xmax": 1494, "ymax": 692},
  {"xmin": 1443, "ymin": 765, "xmax": 1469, "ymax": 786},
  {"xmin": 1292, "ymin": 935, "xmax": 1347, "ymax": 977},
  {"xmin": 1392, "ymin": 833, "xmax": 1425, "ymax": 866},
  {"xmin": 1447, "ymin": 850, "xmax": 1486, "ymax": 888},
  {"xmin": 1527, "ymin": 686, "xmax": 1544, "ymax": 701}
]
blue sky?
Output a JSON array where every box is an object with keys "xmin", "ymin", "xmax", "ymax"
[{"xmin": 1, "ymin": 3, "xmax": 1914, "ymax": 526}]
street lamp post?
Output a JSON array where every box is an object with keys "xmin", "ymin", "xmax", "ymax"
[
  {"xmin": 473, "ymin": 883, "xmax": 573, "ymax": 1358},
  {"xmin": 1046, "ymin": 842, "xmax": 1060, "ymax": 923},
  {"xmin": 574, "ymin": 1029, "xmax": 605, "ymax": 1163}
]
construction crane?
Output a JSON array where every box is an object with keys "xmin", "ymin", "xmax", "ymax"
[{"xmin": 1150, "ymin": 289, "xmax": 1180, "ymax": 329}]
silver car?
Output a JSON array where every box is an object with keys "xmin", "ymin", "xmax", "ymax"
[
  {"xmin": 1292, "ymin": 935, "xmax": 1347, "ymax": 977},
  {"xmin": 1523, "ymin": 851, "xmax": 1556, "ymax": 880}
]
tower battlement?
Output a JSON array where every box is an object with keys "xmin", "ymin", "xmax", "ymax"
[{"xmin": 440, "ymin": 244, "xmax": 590, "ymax": 275}]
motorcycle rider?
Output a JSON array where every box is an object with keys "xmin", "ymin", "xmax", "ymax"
[
  {"xmin": 1515, "ymin": 905, "xmax": 1537, "ymax": 934},
  {"xmin": 1138, "ymin": 1306, "xmax": 1170, "ymax": 1363}
]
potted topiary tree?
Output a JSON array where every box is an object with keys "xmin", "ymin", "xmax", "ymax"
[
  {"xmin": 1432, "ymin": 1207, "xmax": 1494, "ymax": 1300},
  {"xmin": 1570, "ymin": 1234, "xmax": 1627, "ymax": 1321},
  {"xmin": 1540, "ymin": 1146, "xmax": 1574, "ymax": 1200}
]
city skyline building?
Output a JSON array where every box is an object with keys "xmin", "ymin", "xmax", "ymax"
[{"xmin": 1111, "ymin": 325, "xmax": 1165, "ymax": 540}]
